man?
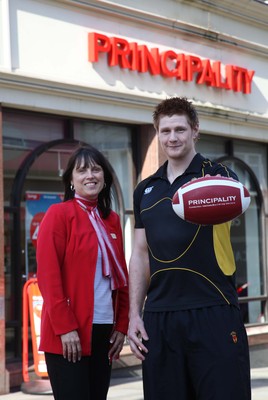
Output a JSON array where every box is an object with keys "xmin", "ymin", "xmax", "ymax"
[{"xmin": 128, "ymin": 97, "xmax": 251, "ymax": 400}]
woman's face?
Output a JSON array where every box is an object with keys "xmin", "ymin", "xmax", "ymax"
[{"xmin": 71, "ymin": 159, "xmax": 105, "ymax": 201}]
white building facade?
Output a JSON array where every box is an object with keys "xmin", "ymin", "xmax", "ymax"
[{"xmin": 0, "ymin": 0, "xmax": 268, "ymax": 393}]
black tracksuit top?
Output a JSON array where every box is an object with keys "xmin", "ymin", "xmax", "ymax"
[{"xmin": 134, "ymin": 153, "xmax": 240, "ymax": 312}]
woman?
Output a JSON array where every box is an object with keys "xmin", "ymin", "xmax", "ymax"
[{"xmin": 37, "ymin": 145, "xmax": 129, "ymax": 400}]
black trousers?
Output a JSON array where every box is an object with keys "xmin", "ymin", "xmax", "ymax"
[
  {"xmin": 45, "ymin": 324, "xmax": 113, "ymax": 400},
  {"xmin": 142, "ymin": 306, "xmax": 251, "ymax": 400}
]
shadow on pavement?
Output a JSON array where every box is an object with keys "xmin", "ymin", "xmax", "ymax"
[
  {"xmin": 110, "ymin": 366, "xmax": 142, "ymax": 386},
  {"xmin": 251, "ymin": 378, "xmax": 268, "ymax": 388}
]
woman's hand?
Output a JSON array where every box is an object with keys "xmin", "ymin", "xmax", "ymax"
[
  {"xmin": 60, "ymin": 330, "xmax": 82, "ymax": 363},
  {"xmin": 108, "ymin": 330, "xmax": 125, "ymax": 362}
]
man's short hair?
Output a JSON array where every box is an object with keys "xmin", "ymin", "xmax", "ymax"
[{"xmin": 153, "ymin": 97, "xmax": 199, "ymax": 131}]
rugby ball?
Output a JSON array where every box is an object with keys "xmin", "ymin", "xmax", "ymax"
[{"xmin": 172, "ymin": 176, "xmax": 251, "ymax": 225}]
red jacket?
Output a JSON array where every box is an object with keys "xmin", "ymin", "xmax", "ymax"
[{"xmin": 36, "ymin": 199, "xmax": 129, "ymax": 355}]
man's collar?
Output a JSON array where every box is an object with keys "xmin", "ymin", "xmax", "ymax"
[{"xmin": 156, "ymin": 153, "xmax": 205, "ymax": 179}]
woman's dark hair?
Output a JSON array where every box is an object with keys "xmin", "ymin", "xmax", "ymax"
[{"xmin": 62, "ymin": 145, "xmax": 113, "ymax": 218}]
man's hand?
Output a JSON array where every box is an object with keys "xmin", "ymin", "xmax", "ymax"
[{"xmin": 128, "ymin": 315, "xmax": 149, "ymax": 361}]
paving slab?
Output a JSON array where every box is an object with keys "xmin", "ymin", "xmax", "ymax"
[{"xmin": 0, "ymin": 366, "xmax": 267, "ymax": 399}]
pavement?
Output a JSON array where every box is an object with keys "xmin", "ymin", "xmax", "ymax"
[{"xmin": 0, "ymin": 365, "xmax": 268, "ymax": 399}]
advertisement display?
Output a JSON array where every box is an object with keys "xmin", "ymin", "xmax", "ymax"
[
  {"xmin": 23, "ymin": 192, "xmax": 63, "ymax": 388},
  {"xmin": 25, "ymin": 192, "xmax": 63, "ymax": 278},
  {"xmin": 22, "ymin": 278, "xmax": 47, "ymax": 381}
]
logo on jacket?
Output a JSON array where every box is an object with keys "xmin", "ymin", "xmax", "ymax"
[
  {"xmin": 230, "ymin": 331, "xmax": 238, "ymax": 344},
  {"xmin": 144, "ymin": 186, "xmax": 154, "ymax": 195}
]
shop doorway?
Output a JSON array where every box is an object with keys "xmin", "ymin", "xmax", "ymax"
[{"xmin": 5, "ymin": 139, "xmax": 124, "ymax": 360}]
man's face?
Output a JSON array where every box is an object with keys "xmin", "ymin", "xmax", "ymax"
[{"xmin": 157, "ymin": 114, "xmax": 199, "ymax": 161}]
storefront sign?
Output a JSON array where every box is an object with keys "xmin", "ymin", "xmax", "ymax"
[{"xmin": 88, "ymin": 32, "xmax": 254, "ymax": 94}]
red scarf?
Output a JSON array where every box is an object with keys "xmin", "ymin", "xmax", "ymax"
[{"xmin": 75, "ymin": 195, "xmax": 127, "ymax": 290}]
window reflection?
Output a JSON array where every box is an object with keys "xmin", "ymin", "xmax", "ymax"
[
  {"xmin": 197, "ymin": 136, "xmax": 266, "ymax": 326},
  {"xmin": 222, "ymin": 159, "xmax": 264, "ymax": 324}
]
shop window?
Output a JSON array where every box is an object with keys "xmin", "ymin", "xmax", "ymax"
[
  {"xmin": 3, "ymin": 110, "xmax": 65, "ymax": 202},
  {"xmin": 197, "ymin": 135, "xmax": 267, "ymax": 325},
  {"xmin": 220, "ymin": 158, "xmax": 265, "ymax": 325},
  {"xmin": 74, "ymin": 120, "xmax": 133, "ymax": 211},
  {"xmin": 74, "ymin": 120, "xmax": 135, "ymax": 262}
]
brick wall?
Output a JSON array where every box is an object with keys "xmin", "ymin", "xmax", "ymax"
[{"xmin": 140, "ymin": 125, "xmax": 166, "ymax": 180}]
